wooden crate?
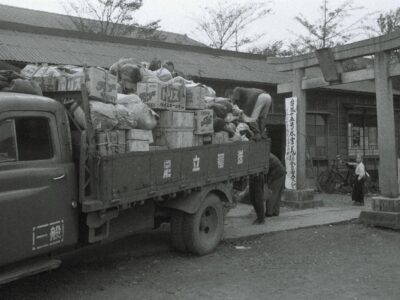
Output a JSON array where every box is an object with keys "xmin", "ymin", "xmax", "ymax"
[
  {"xmin": 157, "ymin": 110, "xmax": 194, "ymax": 128},
  {"xmin": 153, "ymin": 128, "xmax": 194, "ymax": 149},
  {"xmin": 126, "ymin": 129, "xmax": 153, "ymax": 143},
  {"xmin": 126, "ymin": 140, "xmax": 150, "ymax": 152},
  {"xmin": 96, "ymin": 130, "xmax": 126, "ymax": 156}
]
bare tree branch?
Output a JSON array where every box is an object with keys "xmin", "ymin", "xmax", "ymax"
[
  {"xmin": 194, "ymin": 1, "xmax": 272, "ymax": 51},
  {"xmin": 62, "ymin": 0, "xmax": 160, "ymax": 39}
]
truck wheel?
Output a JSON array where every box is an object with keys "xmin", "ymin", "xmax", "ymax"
[
  {"xmin": 170, "ymin": 210, "xmax": 187, "ymax": 252},
  {"xmin": 182, "ymin": 193, "xmax": 224, "ymax": 255}
]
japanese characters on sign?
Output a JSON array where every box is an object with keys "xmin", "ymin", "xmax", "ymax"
[
  {"xmin": 163, "ymin": 160, "xmax": 172, "ymax": 179},
  {"xmin": 285, "ymin": 97, "xmax": 297, "ymax": 189},
  {"xmin": 32, "ymin": 220, "xmax": 64, "ymax": 251},
  {"xmin": 217, "ymin": 153, "xmax": 225, "ymax": 169}
]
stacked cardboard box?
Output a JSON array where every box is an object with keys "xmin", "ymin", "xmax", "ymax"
[
  {"xmin": 137, "ymin": 82, "xmax": 186, "ymax": 110},
  {"xmin": 126, "ymin": 129, "xmax": 153, "ymax": 152}
]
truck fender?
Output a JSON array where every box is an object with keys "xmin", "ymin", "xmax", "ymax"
[{"xmin": 161, "ymin": 183, "xmax": 233, "ymax": 214}]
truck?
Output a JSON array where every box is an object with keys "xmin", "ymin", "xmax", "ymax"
[{"xmin": 0, "ymin": 88, "xmax": 270, "ymax": 284}]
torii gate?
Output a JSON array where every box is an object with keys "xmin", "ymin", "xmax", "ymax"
[{"xmin": 268, "ymin": 30, "xmax": 400, "ymax": 229}]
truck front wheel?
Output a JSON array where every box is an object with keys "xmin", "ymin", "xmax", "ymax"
[{"xmin": 182, "ymin": 193, "xmax": 224, "ymax": 255}]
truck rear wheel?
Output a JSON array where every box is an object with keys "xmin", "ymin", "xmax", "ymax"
[
  {"xmin": 170, "ymin": 210, "xmax": 187, "ymax": 252},
  {"xmin": 182, "ymin": 193, "xmax": 224, "ymax": 255}
]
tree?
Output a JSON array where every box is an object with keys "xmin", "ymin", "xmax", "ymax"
[
  {"xmin": 249, "ymin": 41, "xmax": 295, "ymax": 57},
  {"xmin": 195, "ymin": 1, "xmax": 272, "ymax": 51},
  {"xmin": 290, "ymin": 0, "xmax": 373, "ymax": 54},
  {"xmin": 63, "ymin": 0, "xmax": 160, "ymax": 38},
  {"xmin": 376, "ymin": 8, "xmax": 400, "ymax": 34}
]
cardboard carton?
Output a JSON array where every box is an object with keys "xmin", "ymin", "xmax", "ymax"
[
  {"xmin": 186, "ymin": 85, "xmax": 207, "ymax": 109},
  {"xmin": 193, "ymin": 109, "xmax": 214, "ymax": 135},
  {"xmin": 137, "ymin": 82, "xmax": 186, "ymax": 110}
]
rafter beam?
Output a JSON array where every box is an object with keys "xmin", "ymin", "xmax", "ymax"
[
  {"xmin": 277, "ymin": 62, "xmax": 400, "ymax": 94},
  {"xmin": 268, "ymin": 31, "xmax": 400, "ymax": 72}
]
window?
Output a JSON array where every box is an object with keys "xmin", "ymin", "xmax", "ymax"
[
  {"xmin": 0, "ymin": 117, "xmax": 53, "ymax": 162},
  {"xmin": 348, "ymin": 114, "xmax": 378, "ymax": 156},
  {"xmin": 307, "ymin": 114, "xmax": 327, "ymax": 158},
  {"xmin": 0, "ymin": 120, "xmax": 17, "ymax": 162}
]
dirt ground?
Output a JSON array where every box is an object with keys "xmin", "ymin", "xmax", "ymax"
[{"xmin": 1, "ymin": 221, "xmax": 400, "ymax": 300}]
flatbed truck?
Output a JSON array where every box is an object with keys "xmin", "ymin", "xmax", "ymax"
[{"xmin": 0, "ymin": 88, "xmax": 270, "ymax": 284}]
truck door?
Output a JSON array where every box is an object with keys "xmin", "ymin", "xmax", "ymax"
[{"xmin": 0, "ymin": 112, "xmax": 79, "ymax": 267}]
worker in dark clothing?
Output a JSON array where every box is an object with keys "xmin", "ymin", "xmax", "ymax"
[
  {"xmin": 230, "ymin": 87, "xmax": 272, "ymax": 139},
  {"xmin": 265, "ymin": 153, "xmax": 286, "ymax": 217},
  {"xmin": 249, "ymin": 173, "xmax": 266, "ymax": 224}
]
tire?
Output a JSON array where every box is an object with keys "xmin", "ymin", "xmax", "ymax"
[
  {"xmin": 182, "ymin": 193, "xmax": 224, "ymax": 255},
  {"xmin": 319, "ymin": 172, "xmax": 342, "ymax": 194},
  {"xmin": 170, "ymin": 210, "xmax": 187, "ymax": 252},
  {"xmin": 318, "ymin": 172, "xmax": 333, "ymax": 193}
]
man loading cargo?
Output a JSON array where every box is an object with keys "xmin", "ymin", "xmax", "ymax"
[
  {"xmin": 230, "ymin": 87, "xmax": 285, "ymax": 224},
  {"xmin": 230, "ymin": 87, "xmax": 272, "ymax": 140}
]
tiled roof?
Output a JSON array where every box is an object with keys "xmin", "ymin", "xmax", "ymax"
[
  {"xmin": 0, "ymin": 24, "xmax": 290, "ymax": 85},
  {"xmin": 0, "ymin": 4, "xmax": 205, "ymax": 47}
]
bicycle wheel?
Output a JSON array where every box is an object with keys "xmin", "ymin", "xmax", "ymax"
[
  {"xmin": 318, "ymin": 171, "xmax": 334, "ymax": 193},
  {"xmin": 319, "ymin": 172, "xmax": 344, "ymax": 193}
]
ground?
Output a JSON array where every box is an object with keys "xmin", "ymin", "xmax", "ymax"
[{"xmin": 1, "ymin": 221, "xmax": 400, "ymax": 300}]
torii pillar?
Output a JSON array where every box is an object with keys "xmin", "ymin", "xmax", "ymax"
[
  {"xmin": 282, "ymin": 68, "xmax": 323, "ymax": 209},
  {"xmin": 360, "ymin": 51, "xmax": 400, "ymax": 229}
]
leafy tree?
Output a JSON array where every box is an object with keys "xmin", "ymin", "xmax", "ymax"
[
  {"xmin": 63, "ymin": 0, "xmax": 160, "ymax": 38},
  {"xmin": 376, "ymin": 7, "xmax": 400, "ymax": 34},
  {"xmin": 249, "ymin": 41, "xmax": 295, "ymax": 57},
  {"xmin": 195, "ymin": 1, "xmax": 272, "ymax": 51},
  {"xmin": 290, "ymin": 0, "xmax": 373, "ymax": 54}
]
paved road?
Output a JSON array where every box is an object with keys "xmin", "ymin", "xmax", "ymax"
[{"xmin": 1, "ymin": 222, "xmax": 400, "ymax": 300}]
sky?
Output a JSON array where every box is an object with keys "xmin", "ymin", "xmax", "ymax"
[{"xmin": 0, "ymin": 0, "xmax": 398, "ymax": 49}]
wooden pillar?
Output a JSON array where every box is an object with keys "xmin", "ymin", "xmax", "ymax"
[
  {"xmin": 292, "ymin": 68, "xmax": 307, "ymax": 189},
  {"xmin": 374, "ymin": 51, "xmax": 398, "ymax": 197}
]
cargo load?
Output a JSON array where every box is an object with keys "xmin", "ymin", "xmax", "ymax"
[{"xmin": 58, "ymin": 67, "xmax": 118, "ymax": 104}]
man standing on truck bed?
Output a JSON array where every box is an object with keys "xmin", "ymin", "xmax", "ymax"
[{"xmin": 230, "ymin": 87, "xmax": 272, "ymax": 140}]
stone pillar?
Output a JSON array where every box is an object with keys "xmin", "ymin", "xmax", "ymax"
[
  {"xmin": 282, "ymin": 68, "xmax": 323, "ymax": 209},
  {"xmin": 360, "ymin": 51, "xmax": 400, "ymax": 229},
  {"xmin": 374, "ymin": 51, "xmax": 398, "ymax": 197}
]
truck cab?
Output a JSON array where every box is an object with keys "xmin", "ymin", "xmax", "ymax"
[{"xmin": 0, "ymin": 93, "xmax": 79, "ymax": 268}]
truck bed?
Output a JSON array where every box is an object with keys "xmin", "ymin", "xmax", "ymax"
[{"xmin": 83, "ymin": 140, "xmax": 270, "ymax": 212}]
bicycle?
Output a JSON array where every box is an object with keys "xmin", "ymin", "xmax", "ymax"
[{"xmin": 318, "ymin": 156, "xmax": 354, "ymax": 194}]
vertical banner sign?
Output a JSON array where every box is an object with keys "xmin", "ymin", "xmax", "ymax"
[{"xmin": 285, "ymin": 97, "xmax": 297, "ymax": 189}]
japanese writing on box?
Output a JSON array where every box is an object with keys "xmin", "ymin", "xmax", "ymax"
[{"xmin": 285, "ymin": 97, "xmax": 297, "ymax": 189}]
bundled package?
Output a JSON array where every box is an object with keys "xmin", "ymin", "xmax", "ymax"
[
  {"xmin": 21, "ymin": 64, "xmax": 65, "ymax": 92},
  {"xmin": 117, "ymin": 94, "xmax": 158, "ymax": 130},
  {"xmin": 58, "ymin": 67, "xmax": 118, "ymax": 104}
]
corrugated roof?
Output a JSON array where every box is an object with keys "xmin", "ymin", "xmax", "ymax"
[
  {"xmin": 0, "ymin": 4, "xmax": 205, "ymax": 47},
  {"xmin": 0, "ymin": 27, "xmax": 290, "ymax": 84}
]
